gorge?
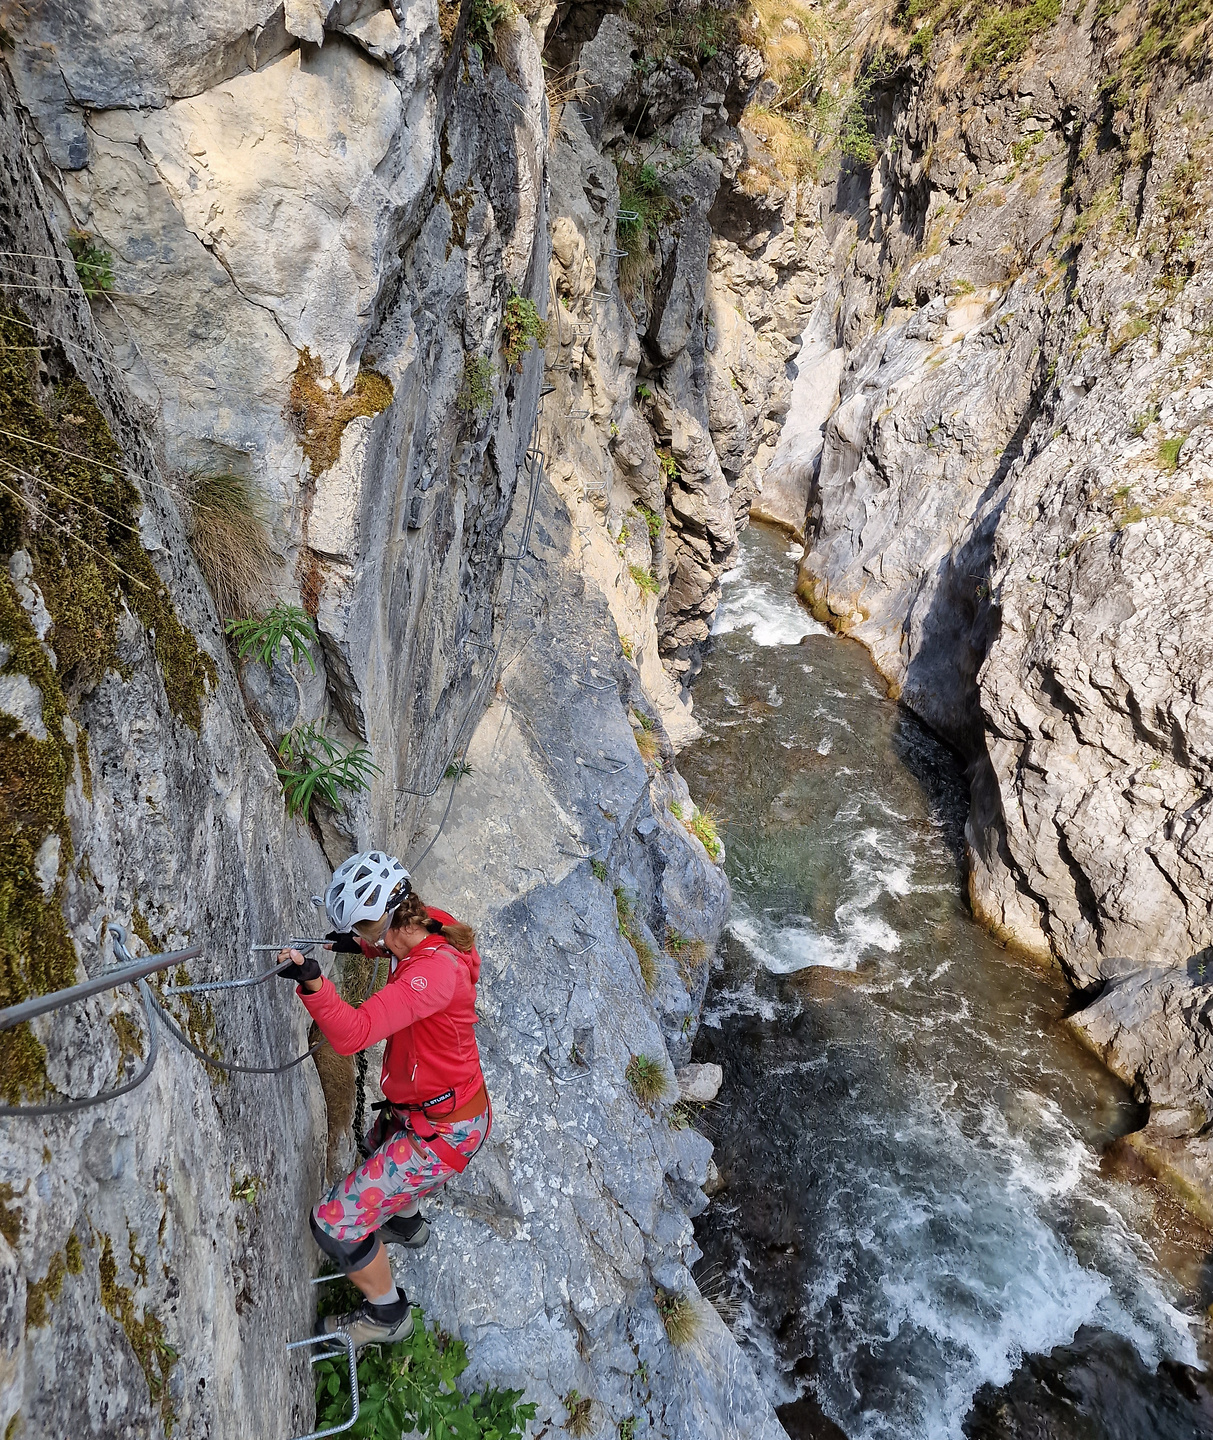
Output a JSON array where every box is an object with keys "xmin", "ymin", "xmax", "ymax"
[{"xmin": 0, "ymin": 0, "xmax": 1210, "ymax": 1437}]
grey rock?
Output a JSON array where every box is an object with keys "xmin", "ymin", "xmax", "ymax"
[{"xmin": 676, "ymin": 1062, "xmax": 722, "ymax": 1103}]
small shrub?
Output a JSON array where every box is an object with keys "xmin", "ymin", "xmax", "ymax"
[
  {"xmin": 186, "ymin": 471, "xmax": 276, "ymax": 620},
  {"xmin": 314, "ymin": 1306, "xmax": 535, "ymax": 1439},
  {"xmin": 590, "ymin": 859, "xmax": 608, "ymax": 882},
  {"xmin": 656, "ymin": 451, "xmax": 679, "ymax": 484},
  {"xmin": 563, "ymin": 1389, "xmax": 594, "ymax": 1437},
  {"xmin": 276, "ymin": 722, "xmax": 380, "ymax": 819},
  {"xmin": 458, "ymin": 355, "xmax": 496, "ymax": 418},
  {"xmin": 616, "ymin": 160, "xmax": 673, "ymax": 297},
  {"xmin": 501, "ymin": 289, "xmax": 549, "ymax": 370},
  {"xmin": 620, "ymin": 636, "xmax": 636, "ymax": 660},
  {"xmin": 287, "ymin": 348, "xmax": 393, "ymax": 474},
  {"xmin": 656, "ymin": 1289, "xmax": 701, "ymax": 1346},
  {"xmin": 225, "ymin": 603, "xmax": 317, "ymax": 671},
  {"xmin": 626, "ymin": 1053, "xmax": 671, "ymax": 1107},
  {"xmin": 967, "ymin": 0, "xmax": 1061, "ymax": 72},
  {"xmin": 629, "ymin": 564, "xmax": 659, "ymax": 597},
  {"xmin": 635, "ymin": 503, "xmax": 663, "ymax": 538},
  {"xmin": 619, "ymin": 1419, "xmax": 637, "ymax": 1440},
  {"xmin": 444, "ymin": 758, "xmax": 473, "ymax": 781},
  {"xmin": 468, "ymin": 0, "xmax": 514, "ymax": 55},
  {"xmin": 1158, "ymin": 434, "xmax": 1186, "ymax": 470},
  {"xmin": 635, "ymin": 383, "xmax": 653, "ymax": 402},
  {"xmin": 66, "ymin": 229, "xmax": 115, "ymax": 298}
]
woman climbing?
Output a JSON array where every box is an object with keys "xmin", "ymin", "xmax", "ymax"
[{"xmin": 277, "ymin": 850, "xmax": 490, "ymax": 1347}]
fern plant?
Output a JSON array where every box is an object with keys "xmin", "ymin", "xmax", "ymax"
[
  {"xmin": 276, "ymin": 723, "xmax": 380, "ymax": 819},
  {"xmin": 225, "ymin": 603, "xmax": 318, "ymax": 672}
]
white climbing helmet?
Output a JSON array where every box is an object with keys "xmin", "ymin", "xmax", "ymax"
[{"xmin": 324, "ymin": 851, "xmax": 411, "ymax": 931}]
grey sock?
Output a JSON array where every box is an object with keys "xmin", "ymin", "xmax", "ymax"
[{"xmin": 367, "ymin": 1284, "xmax": 399, "ymax": 1308}]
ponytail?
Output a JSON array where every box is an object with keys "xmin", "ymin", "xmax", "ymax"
[{"xmin": 388, "ymin": 891, "xmax": 476, "ymax": 952}]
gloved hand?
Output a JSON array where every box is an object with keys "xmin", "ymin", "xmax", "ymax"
[
  {"xmin": 276, "ymin": 948, "xmax": 321, "ymax": 984},
  {"xmin": 324, "ymin": 930, "xmax": 364, "ymax": 954}
]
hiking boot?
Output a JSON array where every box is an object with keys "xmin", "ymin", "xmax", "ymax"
[
  {"xmin": 379, "ymin": 1211, "xmax": 429, "ymax": 1249},
  {"xmin": 317, "ymin": 1297, "xmax": 414, "ymax": 1349}
]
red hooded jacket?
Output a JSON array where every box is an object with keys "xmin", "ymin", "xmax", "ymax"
[{"xmin": 299, "ymin": 909, "xmax": 485, "ymax": 1111}]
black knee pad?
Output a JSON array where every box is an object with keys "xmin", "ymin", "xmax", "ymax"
[{"xmin": 309, "ymin": 1209, "xmax": 380, "ymax": 1275}]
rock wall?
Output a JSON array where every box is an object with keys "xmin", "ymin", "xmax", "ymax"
[
  {"xmin": 0, "ymin": 1, "xmax": 797, "ymax": 1436},
  {"xmin": 775, "ymin": 4, "xmax": 1213, "ymax": 1211}
]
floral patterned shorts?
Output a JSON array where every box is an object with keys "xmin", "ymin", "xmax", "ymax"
[{"xmin": 311, "ymin": 1102, "xmax": 491, "ymax": 1243}]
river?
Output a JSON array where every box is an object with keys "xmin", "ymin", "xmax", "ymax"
[{"xmin": 680, "ymin": 522, "xmax": 1213, "ymax": 1440}]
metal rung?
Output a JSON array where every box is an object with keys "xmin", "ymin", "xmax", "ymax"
[
  {"xmin": 567, "ymin": 409, "xmax": 590, "ymax": 419},
  {"xmin": 0, "ymin": 929, "xmax": 202, "ymax": 1032},
  {"xmin": 616, "ymin": 209, "xmax": 639, "ymax": 222},
  {"xmin": 576, "ymin": 754, "xmax": 628, "ymax": 775},
  {"xmin": 286, "ymin": 1331, "xmax": 359, "ymax": 1440},
  {"xmin": 165, "ymin": 959, "xmax": 294, "ymax": 995},
  {"xmin": 568, "ymin": 325, "xmax": 593, "ymax": 338},
  {"xmin": 607, "ymin": 249, "xmax": 629, "ymax": 259},
  {"xmin": 540, "ymin": 385, "xmax": 555, "ymax": 397}
]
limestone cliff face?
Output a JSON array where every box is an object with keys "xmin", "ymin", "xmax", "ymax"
[
  {"xmin": 0, "ymin": 3, "xmax": 789, "ymax": 1438},
  {"xmin": 775, "ymin": 7, "xmax": 1213, "ymax": 1208}
]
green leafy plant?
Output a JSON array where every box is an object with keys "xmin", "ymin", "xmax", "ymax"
[
  {"xmin": 230, "ymin": 1173, "xmax": 262, "ymax": 1205},
  {"xmin": 458, "ymin": 355, "xmax": 496, "ymax": 418},
  {"xmin": 501, "ymin": 290, "xmax": 549, "ymax": 370},
  {"xmin": 276, "ymin": 722, "xmax": 380, "ymax": 819},
  {"xmin": 224, "ymin": 603, "xmax": 317, "ymax": 672},
  {"xmin": 619, "ymin": 1419, "xmax": 636, "ymax": 1440},
  {"xmin": 468, "ymin": 0, "xmax": 514, "ymax": 55},
  {"xmin": 629, "ymin": 564, "xmax": 659, "ymax": 597},
  {"xmin": 1158, "ymin": 434, "xmax": 1187, "ymax": 470},
  {"xmin": 620, "ymin": 636, "xmax": 636, "ymax": 661},
  {"xmin": 967, "ymin": 0, "xmax": 1061, "ymax": 70},
  {"xmin": 635, "ymin": 503, "xmax": 663, "ymax": 538},
  {"xmin": 66, "ymin": 229, "xmax": 115, "ymax": 299},
  {"xmin": 656, "ymin": 1288, "xmax": 701, "ymax": 1346},
  {"xmin": 626, "ymin": 1052, "xmax": 672, "ymax": 1107},
  {"xmin": 656, "ymin": 451, "xmax": 679, "ymax": 484},
  {"xmin": 635, "ymin": 383, "xmax": 654, "ymax": 402},
  {"xmin": 313, "ymin": 1307, "xmax": 536, "ymax": 1439},
  {"xmin": 591, "ymin": 859, "xmax": 608, "ymax": 882}
]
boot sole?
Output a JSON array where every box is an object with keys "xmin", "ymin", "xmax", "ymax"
[{"xmin": 381, "ymin": 1219, "xmax": 430, "ymax": 1249}]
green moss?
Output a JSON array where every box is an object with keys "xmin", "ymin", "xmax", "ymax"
[
  {"xmin": 0, "ymin": 307, "xmax": 218, "ymax": 1101},
  {"xmin": 99, "ymin": 1233, "xmax": 178, "ymax": 1433},
  {"xmin": 0, "ymin": 1182, "xmax": 23, "ymax": 1246},
  {"xmin": 25, "ymin": 1249, "xmax": 67, "ymax": 1328},
  {"xmin": 1158, "ymin": 434, "xmax": 1187, "ymax": 469},
  {"xmin": 65, "ymin": 1231, "xmax": 82, "ymax": 1274},
  {"xmin": 4, "ymin": 1413, "xmax": 18, "ymax": 1440},
  {"xmin": 287, "ymin": 348, "xmax": 393, "ymax": 474}
]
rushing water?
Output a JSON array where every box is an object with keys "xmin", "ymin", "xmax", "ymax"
[{"xmin": 682, "ymin": 523, "xmax": 1213, "ymax": 1440}]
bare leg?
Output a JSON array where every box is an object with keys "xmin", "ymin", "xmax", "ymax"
[{"xmin": 347, "ymin": 1240, "xmax": 394, "ymax": 1301}]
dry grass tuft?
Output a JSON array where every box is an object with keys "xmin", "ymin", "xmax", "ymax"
[
  {"xmin": 656, "ymin": 1288, "xmax": 701, "ymax": 1346},
  {"xmin": 562, "ymin": 1389, "xmax": 594, "ymax": 1437},
  {"xmin": 627, "ymin": 1052, "xmax": 673, "ymax": 1107},
  {"xmin": 185, "ymin": 471, "xmax": 276, "ymax": 620},
  {"xmin": 617, "ymin": 888, "xmax": 659, "ymax": 991}
]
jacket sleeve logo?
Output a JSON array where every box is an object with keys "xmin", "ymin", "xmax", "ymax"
[{"xmin": 410, "ymin": 975, "xmax": 428, "ymax": 991}]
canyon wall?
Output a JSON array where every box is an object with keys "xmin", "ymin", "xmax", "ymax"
[
  {"xmin": 777, "ymin": 3, "xmax": 1213, "ymax": 1212},
  {"xmin": 0, "ymin": 2, "xmax": 806, "ymax": 1436}
]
